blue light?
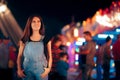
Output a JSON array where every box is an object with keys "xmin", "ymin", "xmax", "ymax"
[
  {"xmin": 75, "ymin": 41, "xmax": 83, "ymax": 46},
  {"xmin": 75, "ymin": 47, "xmax": 80, "ymax": 53},
  {"xmin": 98, "ymin": 34, "xmax": 114, "ymax": 38},
  {"xmin": 75, "ymin": 61, "xmax": 79, "ymax": 65},
  {"xmin": 116, "ymin": 29, "xmax": 120, "ymax": 32}
]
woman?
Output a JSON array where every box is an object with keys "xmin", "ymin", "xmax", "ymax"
[
  {"xmin": 48, "ymin": 35, "xmax": 63, "ymax": 80},
  {"xmin": 17, "ymin": 14, "xmax": 52, "ymax": 80}
]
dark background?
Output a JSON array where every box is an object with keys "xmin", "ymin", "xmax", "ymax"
[{"xmin": 6, "ymin": 0, "xmax": 114, "ymax": 37}]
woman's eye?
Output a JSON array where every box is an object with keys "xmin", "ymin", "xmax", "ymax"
[
  {"xmin": 32, "ymin": 21, "xmax": 36, "ymax": 23},
  {"xmin": 37, "ymin": 21, "xmax": 40, "ymax": 23}
]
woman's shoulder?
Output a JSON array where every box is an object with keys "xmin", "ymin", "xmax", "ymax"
[
  {"xmin": 19, "ymin": 40, "xmax": 25, "ymax": 47},
  {"xmin": 43, "ymin": 35, "xmax": 52, "ymax": 44}
]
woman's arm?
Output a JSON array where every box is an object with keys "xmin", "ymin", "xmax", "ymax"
[
  {"xmin": 17, "ymin": 41, "xmax": 26, "ymax": 78},
  {"xmin": 41, "ymin": 40, "xmax": 52, "ymax": 78},
  {"xmin": 47, "ymin": 40, "xmax": 52, "ymax": 69}
]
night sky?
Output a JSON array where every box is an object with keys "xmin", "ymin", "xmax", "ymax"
[{"xmin": 6, "ymin": 0, "xmax": 114, "ymax": 37}]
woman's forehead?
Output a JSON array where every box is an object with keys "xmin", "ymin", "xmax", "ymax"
[{"xmin": 32, "ymin": 17, "xmax": 40, "ymax": 20}]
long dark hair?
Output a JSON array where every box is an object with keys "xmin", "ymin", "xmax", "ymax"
[{"xmin": 21, "ymin": 14, "xmax": 45, "ymax": 43}]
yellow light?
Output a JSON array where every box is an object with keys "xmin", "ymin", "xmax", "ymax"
[
  {"xmin": 66, "ymin": 42, "xmax": 71, "ymax": 46},
  {"xmin": 77, "ymin": 37, "xmax": 85, "ymax": 42},
  {"xmin": 0, "ymin": 4, "xmax": 7, "ymax": 13},
  {"xmin": 112, "ymin": 63, "xmax": 115, "ymax": 67},
  {"xmin": 82, "ymin": 21, "xmax": 86, "ymax": 27},
  {"xmin": 96, "ymin": 15, "xmax": 113, "ymax": 27},
  {"xmin": 96, "ymin": 11, "xmax": 100, "ymax": 15},
  {"xmin": 74, "ymin": 28, "xmax": 78, "ymax": 37},
  {"xmin": 76, "ymin": 22, "xmax": 81, "ymax": 27},
  {"xmin": 95, "ymin": 64, "xmax": 97, "ymax": 67}
]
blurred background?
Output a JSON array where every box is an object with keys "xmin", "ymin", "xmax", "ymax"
[{"xmin": 0, "ymin": 0, "xmax": 119, "ymax": 80}]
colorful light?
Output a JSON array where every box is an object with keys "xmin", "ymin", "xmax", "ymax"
[
  {"xmin": 75, "ymin": 47, "xmax": 80, "ymax": 53},
  {"xmin": 96, "ymin": 15, "xmax": 113, "ymax": 27},
  {"xmin": 98, "ymin": 34, "xmax": 114, "ymax": 38},
  {"xmin": 0, "ymin": 4, "xmax": 7, "ymax": 13},
  {"xmin": 75, "ymin": 41, "xmax": 83, "ymax": 46},
  {"xmin": 74, "ymin": 28, "xmax": 79, "ymax": 37},
  {"xmin": 116, "ymin": 29, "xmax": 120, "ymax": 32},
  {"xmin": 96, "ymin": 45, "xmax": 98, "ymax": 49},
  {"xmin": 76, "ymin": 22, "xmax": 81, "ymax": 27},
  {"xmin": 75, "ymin": 54, "xmax": 79, "ymax": 61},
  {"xmin": 75, "ymin": 61, "xmax": 79, "ymax": 65},
  {"xmin": 77, "ymin": 38, "xmax": 85, "ymax": 42},
  {"xmin": 66, "ymin": 42, "xmax": 71, "ymax": 46},
  {"xmin": 110, "ymin": 45, "xmax": 113, "ymax": 49}
]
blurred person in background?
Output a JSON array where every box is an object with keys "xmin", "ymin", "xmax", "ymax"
[
  {"xmin": 56, "ymin": 52, "xmax": 69, "ymax": 80},
  {"xmin": 8, "ymin": 42, "xmax": 17, "ymax": 80},
  {"xmin": 48, "ymin": 34, "xmax": 63, "ymax": 80},
  {"xmin": 79, "ymin": 31, "xmax": 96, "ymax": 80},
  {"xmin": 75, "ymin": 42, "xmax": 86, "ymax": 80},
  {"xmin": 102, "ymin": 36, "xmax": 112, "ymax": 80},
  {"xmin": 96, "ymin": 44, "xmax": 102, "ymax": 80},
  {"xmin": 112, "ymin": 34, "xmax": 120, "ymax": 80},
  {"xmin": 0, "ymin": 37, "xmax": 12, "ymax": 80}
]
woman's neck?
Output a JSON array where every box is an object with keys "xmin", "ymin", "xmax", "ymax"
[
  {"xmin": 30, "ymin": 31, "xmax": 41, "ymax": 41},
  {"xmin": 32, "ymin": 31, "xmax": 40, "ymax": 37}
]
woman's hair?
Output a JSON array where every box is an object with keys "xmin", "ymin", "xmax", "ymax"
[
  {"xmin": 51, "ymin": 34, "xmax": 62, "ymax": 48},
  {"xmin": 21, "ymin": 14, "xmax": 45, "ymax": 43}
]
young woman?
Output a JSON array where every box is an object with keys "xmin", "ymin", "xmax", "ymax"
[{"xmin": 17, "ymin": 14, "xmax": 52, "ymax": 80}]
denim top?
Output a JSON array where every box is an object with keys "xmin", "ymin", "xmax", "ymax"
[{"xmin": 23, "ymin": 38, "xmax": 47, "ymax": 74}]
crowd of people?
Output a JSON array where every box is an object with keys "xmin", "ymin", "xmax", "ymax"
[
  {"xmin": 0, "ymin": 14, "xmax": 120, "ymax": 80},
  {"xmin": 0, "ymin": 37, "xmax": 17, "ymax": 80},
  {"xmin": 76, "ymin": 33, "xmax": 120, "ymax": 80}
]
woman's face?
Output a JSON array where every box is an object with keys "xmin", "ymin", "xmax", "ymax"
[{"xmin": 31, "ymin": 17, "xmax": 41, "ymax": 31}]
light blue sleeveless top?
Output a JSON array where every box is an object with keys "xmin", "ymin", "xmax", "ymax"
[{"xmin": 23, "ymin": 38, "xmax": 47, "ymax": 74}]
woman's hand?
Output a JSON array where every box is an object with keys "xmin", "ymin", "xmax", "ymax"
[
  {"xmin": 17, "ymin": 69, "xmax": 26, "ymax": 78},
  {"xmin": 41, "ymin": 67, "xmax": 50, "ymax": 78}
]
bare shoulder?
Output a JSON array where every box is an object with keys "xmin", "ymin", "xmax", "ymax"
[
  {"xmin": 19, "ymin": 40, "xmax": 25, "ymax": 47},
  {"xmin": 47, "ymin": 40, "xmax": 51, "ymax": 48},
  {"xmin": 47, "ymin": 40, "xmax": 51, "ymax": 45}
]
